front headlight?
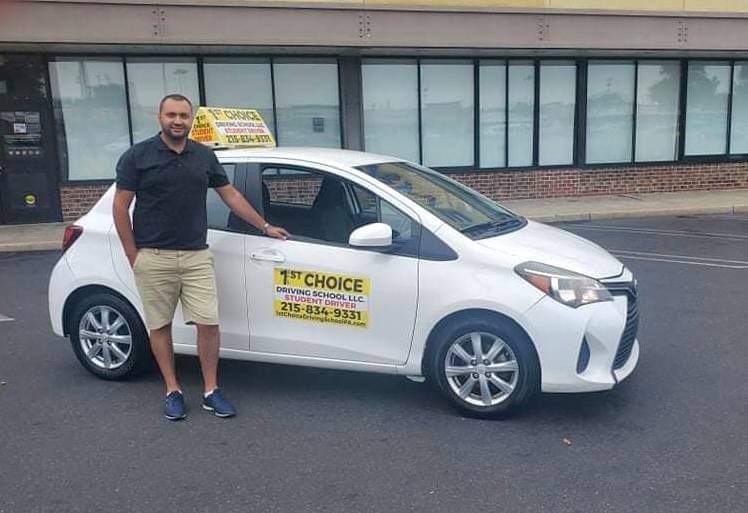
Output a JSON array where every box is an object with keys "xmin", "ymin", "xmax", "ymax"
[{"xmin": 514, "ymin": 261, "xmax": 613, "ymax": 308}]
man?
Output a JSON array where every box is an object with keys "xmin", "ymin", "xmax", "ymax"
[{"xmin": 113, "ymin": 93, "xmax": 289, "ymax": 421}]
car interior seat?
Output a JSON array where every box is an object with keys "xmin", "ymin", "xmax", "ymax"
[{"xmin": 311, "ymin": 177, "xmax": 355, "ymax": 243}]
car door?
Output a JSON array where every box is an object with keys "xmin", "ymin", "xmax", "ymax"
[{"xmin": 244, "ymin": 162, "xmax": 419, "ymax": 365}]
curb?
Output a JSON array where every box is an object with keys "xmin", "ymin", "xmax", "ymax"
[{"xmin": 522, "ymin": 205, "xmax": 748, "ymax": 223}]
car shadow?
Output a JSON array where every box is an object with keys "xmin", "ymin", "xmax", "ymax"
[{"xmin": 173, "ymin": 355, "xmax": 635, "ymax": 423}]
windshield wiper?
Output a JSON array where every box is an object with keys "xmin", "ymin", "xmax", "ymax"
[{"xmin": 460, "ymin": 217, "xmax": 522, "ymax": 235}]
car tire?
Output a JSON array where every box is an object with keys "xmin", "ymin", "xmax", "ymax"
[
  {"xmin": 427, "ymin": 316, "xmax": 540, "ymax": 419},
  {"xmin": 69, "ymin": 292, "xmax": 151, "ymax": 380}
]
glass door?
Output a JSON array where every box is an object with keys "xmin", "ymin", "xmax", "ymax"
[{"xmin": 0, "ymin": 54, "xmax": 61, "ymax": 224}]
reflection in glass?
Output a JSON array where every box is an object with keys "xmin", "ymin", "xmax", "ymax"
[
  {"xmin": 421, "ymin": 61, "xmax": 474, "ymax": 167},
  {"xmin": 362, "ymin": 60, "xmax": 419, "ymax": 162},
  {"xmin": 49, "ymin": 58, "xmax": 130, "ymax": 180},
  {"xmin": 479, "ymin": 61, "xmax": 506, "ymax": 168},
  {"xmin": 636, "ymin": 61, "xmax": 680, "ymax": 162},
  {"xmin": 207, "ymin": 164, "xmax": 236, "ymax": 230},
  {"xmin": 273, "ymin": 60, "xmax": 341, "ymax": 148},
  {"xmin": 586, "ymin": 61, "xmax": 635, "ymax": 164},
  {"xmin": 685, "ymin": 61, "xmax": 730, "ymax": 155},
  {"xmin": 508, "ymin": 62, "xmax": 535, "ymax": 167},
  {"xmin": 539, "ymin": 61, "xmax": 576, "ymax": 166},
  {"xmin": 126, "ymin": 59, "xmax": 199, "ymax": 144},
  {"xmin": 730, "ymin": 62, "xmax": 748, "ymax": 154},
  {"xmin": 204, "ymin": 58, "xmax": 275, "ymax": 135}
]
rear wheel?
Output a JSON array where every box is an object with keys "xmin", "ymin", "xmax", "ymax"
[
  {"xmin": 427, "ymin": 317, "xmax": 539, "ymax": 418},
  {"xmin": 69, "ymin": 292, "xmax": 151, "ymax": 380}
]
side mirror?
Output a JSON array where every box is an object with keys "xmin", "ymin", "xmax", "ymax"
[{"xmin": 348, "ymin": 223, "xmax": 392, "ymax": 247}]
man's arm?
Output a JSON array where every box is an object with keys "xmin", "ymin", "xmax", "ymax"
[
  {"xmin": 215, "ymin": 184, "xmax": 289, "ymax": 240},
  {"xmin": 112, "ymin": 188, "xmax": 138, "ymax": 266}
]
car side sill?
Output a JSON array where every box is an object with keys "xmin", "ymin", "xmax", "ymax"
[{"xmin": 173, "ymin": 344, "xmax": 403, "ymax": 376}]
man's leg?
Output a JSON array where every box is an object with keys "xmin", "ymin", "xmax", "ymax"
[
  {"xmin": 196, "ymin": 323, "xmax": 235, "ymax": 417},
  {"xmin": 132, "ymin": 249, "xmax": 181, "ymax": 397},
  {"xmin": 180, "ymin": 250, "xmax": 236, "ymax": 417},
  {"xmin": 149, "ymin": 323, "xmax": 181, "ymax": 394},
  {"xmin": 196, "ymin": 323, "xmax": 220, "ymax": 394}
]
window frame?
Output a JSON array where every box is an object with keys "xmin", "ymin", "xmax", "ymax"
[
  {"xmin": 45, "ymin": 52, "xmax": 748, "ymax": 186},
  {"xmin": 49, "ymin": 53, "xmax": 343, "ymax": 184},
  {"xmin": 48, "ymin": 54, "xmax": 132, "ymax": 186},
  {"xmin": 206, "ymin": 162, "xmax": 258, "ymax": 235},
  {"xmin": 682, "ymin": 59, "xmax": 740, "ymax": 160},
  {"xmin": 253, "ymin": 162, "xmax": 422, "ymax": 257}
]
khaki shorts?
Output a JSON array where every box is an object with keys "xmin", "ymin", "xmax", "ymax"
[{"xmin": 132, "ymin": 248, "xmax": 219, "ymax": 331}]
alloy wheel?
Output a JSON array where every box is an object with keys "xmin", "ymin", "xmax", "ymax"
[
  {"xmin": 444, "ymin": 331, "xmax": 519, "ymax": 407},
  {"xmin": 78, "ymin": 305, "xmax": 133, "ymax": 370}
]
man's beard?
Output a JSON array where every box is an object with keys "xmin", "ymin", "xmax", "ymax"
[{"xmin": 163, "ymin": 125, "xmax": 189, "ymax": 140}]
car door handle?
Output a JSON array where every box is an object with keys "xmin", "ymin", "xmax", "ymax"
[{"xmin": 250, "ymin": 251, "xmax": 285, "ymax": 263}]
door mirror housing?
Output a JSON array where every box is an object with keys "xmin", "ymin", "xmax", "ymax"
[{"xmin": 349, "ymin": 223, "xmax": 392, "ymax": 247}]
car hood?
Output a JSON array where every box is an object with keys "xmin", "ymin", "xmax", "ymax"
[{"xmin": 476, "ymin": 219, "xmax": 623, "ymax": 279}]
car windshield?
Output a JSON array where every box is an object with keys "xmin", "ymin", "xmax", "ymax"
[{"xmin": 356, "ymin": 161, "xmax": 523, "ymax": 239}]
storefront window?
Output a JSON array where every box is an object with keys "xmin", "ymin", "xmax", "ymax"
[
  {"xmin": 539, "ymin": 61, "xmax": 575, "ymax": 166},
  {"xmin": 273, "ymin": 59, "xmax": 341, "ymax": 148},
  {"xmin": 685, "ymin": 61, "xmax": 730, "ymax": 156},
  {"xmin": 421, "ymin": 60, "xmax": 474, "ymax": 167},
  {"xmin": 636, "ymin": 61, "xmax": 681, "ymax": 162},
  {"xmin": 586, "ymin": 61, "xmax": 635, "ymax": 164},
  {"xmin": 508, "ymin": 62, "xmax": 535, "ymax": 167},
  {"xmin": 730, "ymin": 62, "xmax": 748, "ymax": 154},
  {"xmin": 362, "ymin": 60, "xmax": 419, "ymax": 163},
  {"xmin": 203, "ymin": 58, "xmax": 275, "ymax": 135},
  {"xmin": 49, "ymin": 58, "xmax": 130, "ymax": 181},
  {"xmin": 479, "ymin": 61, "xmax": 506, "ymax": 168},
  {"xmin": 126, "ymin": 58, "xmax": 199, "ymax": 144}
]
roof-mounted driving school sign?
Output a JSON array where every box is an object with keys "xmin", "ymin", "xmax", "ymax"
[{"xmin": 188, "ymin": 107, "xmax": 276, "ymax": 148}]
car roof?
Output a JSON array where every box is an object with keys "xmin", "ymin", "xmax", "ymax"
[{"xmin": 214, "ymin": 146, "xmax": 404, "ymax": 169}]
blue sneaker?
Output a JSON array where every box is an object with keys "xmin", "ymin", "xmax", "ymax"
[
  {"xmin": 164, "ymin": 391, "xmax": 186, "ymax": 421},
  {"xmin": 202, "ymin": 388, "xmax": 237, "ymax": 418}
]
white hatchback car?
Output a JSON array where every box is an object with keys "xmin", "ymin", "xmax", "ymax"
[{"xmin": 49, "ymin": 148, "xmax": 639, "ymax": 418}]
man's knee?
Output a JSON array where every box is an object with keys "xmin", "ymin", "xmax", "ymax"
[
  {"xmin": 149, "ymin": 323, "xmax": 172, "ymax": 338},
  {"xmin": 195, "ymin": 323, "xmax": 219, "ymax": 335}
]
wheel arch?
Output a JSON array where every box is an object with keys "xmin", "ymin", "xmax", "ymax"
[
  {"xmin": 421, "ymin": 308, "xmax": 541, "ymax": 381},
  {"xmin": 62, "ymin": 285, "xmax": 143, "ymax": 336}
]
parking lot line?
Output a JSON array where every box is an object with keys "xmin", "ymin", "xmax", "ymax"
[
  {"xmin": 564, "ymin": 224, "xmax": 748, "ymax": 241},
  {"xmin": 610, "ymin": 249, "xmax": 748, "ymax": 269},
  {"xmin": 0, "ymin": 314, "xmax": 15, "ymax": 322}
]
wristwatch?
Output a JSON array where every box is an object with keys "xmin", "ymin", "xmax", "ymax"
[{"xmin": 261, "ymin": 222, "xmax": 270, "ymax": 234}]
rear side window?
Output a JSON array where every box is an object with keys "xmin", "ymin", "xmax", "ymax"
[{"xmin": 206, "ymin": 164, "xmax": 236, "ymax": 230}]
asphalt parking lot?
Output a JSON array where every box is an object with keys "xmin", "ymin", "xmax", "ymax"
[{"xmin": 1, "ymin": 214, "xmax": 746, "ymax": 513}]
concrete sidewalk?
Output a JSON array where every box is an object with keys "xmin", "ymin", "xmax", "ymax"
[{"xmin": 1, "ymin": 189, "xmax": 747, "ymax": 252}]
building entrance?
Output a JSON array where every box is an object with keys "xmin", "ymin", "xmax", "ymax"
[{"xmin": 0, "ymin": 54, "xmax": 61, "ymax": 224}]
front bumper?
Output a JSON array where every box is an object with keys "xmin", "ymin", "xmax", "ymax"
[{"xmin": 522, "ymin": 277, "xmax": 640, "ymax": 393}]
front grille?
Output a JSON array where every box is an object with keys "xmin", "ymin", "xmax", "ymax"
[{"xmin": 606, "ymin": 281, "xmax": 639, "ymax": 370}]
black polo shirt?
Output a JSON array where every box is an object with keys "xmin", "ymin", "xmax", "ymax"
[{"xmin": 115, "ymin": 134, "xmax": 230, "ymax": 250}]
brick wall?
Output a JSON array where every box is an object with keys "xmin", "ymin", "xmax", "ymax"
[
  {"xmin": 57, "ymin": 161, "xmax": 748, "ymax": 220},
  {"xmin": 265, "ymin": 176, "xmax": 322, "ymax": 206},
  {"xmin": 452, "ymin": 161, "xmax": 748, "ymax": 200},
  {"xmin": 59, "ymin": 184, "xmax": 111, "ymax": 221}
]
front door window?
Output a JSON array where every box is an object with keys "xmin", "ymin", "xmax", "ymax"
[{"xmin": 261, "ymin": 166, "xmax": 417, "ymax": 250}]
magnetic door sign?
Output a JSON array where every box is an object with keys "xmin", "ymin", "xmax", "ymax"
[
  {"xmin": 273, "ymin": 268, "xmax": 370, "ymax": 328},
  {"xmin": 188, "ymin": 107, "xmax": 276, "ymax": 148}
]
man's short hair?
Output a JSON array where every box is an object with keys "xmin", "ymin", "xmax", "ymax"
[{"xmin": 158, "ymin": 93, "xmax": 193, "ymax": 113}]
